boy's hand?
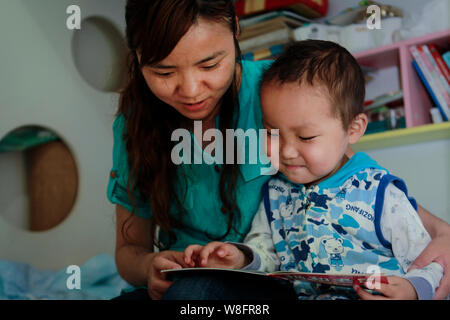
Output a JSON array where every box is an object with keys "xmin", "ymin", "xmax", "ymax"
[
  {"xmin": 354, "ymin": 276, "xmax": 418, "ymax": 300},
  {"xmin": 184, "ymin": 242, "xmax": 248, "ymax": 269}
]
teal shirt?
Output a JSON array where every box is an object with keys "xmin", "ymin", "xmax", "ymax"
[{"xmin": 107, "ymin": 59, "xmax": 273, "ymax": 251}]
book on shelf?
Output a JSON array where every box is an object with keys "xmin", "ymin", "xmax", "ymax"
[
  {"xmin": 364, "ymin": 90, "xmax": 403, "ymax": 112},
  {"xmin": 162, "ymin": 267, "xmax": 389, "ymax": 288},
  {"xmin": 239, "ymin": 14, "xmax": 303, "ymax": 41},
  {"xmin": 242, "ymin": 43, "xmax": 285, "ymax": 61},
  {"xmin": 430, "ymin": 107, "xmax": 444, "ymax": 123},
  {"xmin": 443, "ymin": 51, "xmax": 450, "ymax": 69},
  {"xmin": 421, "ymin": 45, "xmax": 450, "ymax": 99},
  {"xmin": 237, "ymin": 7, "xmax": 315, "ymax": 61},
  {"xmin": 410, "ymin": 45, "xmax": 450, "ymax": 121},
  {"xmin": 428, "ymin": 45, "xmax": 450, "ymax": 84},
  {"xmin": 363, "ymin": 91, "xmax": 405, "ymax": 134},
  {"xmin": 238, "ymin": 10, "xmax": 306, "ymax": 57},
  {"xmin": 234, "ymin": 0, "xmax": 328, "ymax": 19},
  {"xmin": 239, "ymin": 27, "xmax": 292, "ymax": 53},
  {"xmin": 412, "ymin": 59, "xmax": 449, "ymax": 121},
  {"xmin": 293, "ymin": 23, "xmax": 341, "ymax": 45},
  {"xmin": 239, "ymin": 10, "xmax": 311, "ymax": 29}
]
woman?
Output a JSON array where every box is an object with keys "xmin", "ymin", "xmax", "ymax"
[{"xmin": 110, "ymin": 0, "xmax": 450, "ymax": 300}]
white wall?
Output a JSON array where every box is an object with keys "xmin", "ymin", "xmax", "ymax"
[
  {"xmin": 365, "ymin": 140, "xmax": 450, "ymax": 223},
  {"xmin": 0, "ymin": 151, "xmax": 29, "ymax": 230},
  {"xmin": 0, "ymin": 0, "xmax": 126, "ymax": 269}
]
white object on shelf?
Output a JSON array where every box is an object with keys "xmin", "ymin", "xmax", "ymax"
[
  {"xmin": 371, "ymin": 17, "xmax": 403, "ymax": 47},
  {"xmin": 293, "ymin": 17, "xmax": 403, "ymax": 53},
  {"xmin": 430, "ymin": 107, "xmax": 444, "ymax": 123},
  {"xmin": 365, "ymin": 90, "xmax": 404, "ymax": 112},
  {"xmin": 398, "ymin": 0, "xmax": 450, "ymax": 41},
  {"xmin": 339, "ymin": 23, "xmax": 377, "ymax": 53},
  {"xmin": 293, "ymin": 23, "xmax": 341, "ymax": 44}
]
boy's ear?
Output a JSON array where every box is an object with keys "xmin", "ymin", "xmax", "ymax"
[{"xmin": 348, "ymin": 113, "xmax": 368, "ymax": 144}]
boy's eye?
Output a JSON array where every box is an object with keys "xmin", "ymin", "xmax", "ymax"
[{"xmin": 299, "ymin": 136, "xmax": 316, "ymax": 141}]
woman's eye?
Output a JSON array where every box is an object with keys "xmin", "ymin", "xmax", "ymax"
[
  {"xmin": 267, "ymin": 130, "xmax": 279, "ymax": 137},
  {"xmin": 299, "ymin": 136, "xmax": 316, "ymax": 141},
  {"xmin": 203, "ymin": 63, "xmax": 218, "ymax": 70},
  {"xmin": 155, "ymin": 72, "xmax": 173, "ymax": 77}
]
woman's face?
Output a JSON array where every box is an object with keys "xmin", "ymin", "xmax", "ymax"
[{"xmin": 140, "ymin": 18, "xmax": 238, "ymax": 123}]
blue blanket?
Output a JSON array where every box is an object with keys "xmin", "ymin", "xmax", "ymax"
[{"xmin": 0, "ymin": 254, "xmax": 132, "ymax": 300}]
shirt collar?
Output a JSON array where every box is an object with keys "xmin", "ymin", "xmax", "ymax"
[{"xmin": 276, "ymin": 152, "xmax": 386, "ymax": 190}]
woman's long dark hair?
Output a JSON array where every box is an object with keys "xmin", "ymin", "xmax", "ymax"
[{"xmin": 119, "ymin": 0, "xmax": 242, "ymax": 249}]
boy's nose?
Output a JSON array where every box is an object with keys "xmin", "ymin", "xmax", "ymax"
[{"xmin": 280, "ymin": 143, "xmax": 299, "ymax": 160}]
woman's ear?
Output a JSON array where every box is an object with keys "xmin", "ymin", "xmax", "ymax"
[
  {"xmin": 234, "ymin": 15, "xmax": 240, "ymax": 39},
  {"xmin": 348, "ymin": 113, "xmax": 368, "ymax": 144},
  {"xmin": 135, "ymin": 51, "xmax": 142, "ymax": 65}
]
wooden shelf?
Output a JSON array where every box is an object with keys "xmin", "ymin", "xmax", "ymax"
[
  {"xmin": 354, "ymin": 29, "xmax": 450, "ymax": 128},
  {"xmin": 354, "ymin": 122, "xmax": 450, "ymax": 151},
  {"xmin": 351, "ymin": 29, "xmax": 450, "ymax": 152}
]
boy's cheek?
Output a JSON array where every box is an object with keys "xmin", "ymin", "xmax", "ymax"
[{"xmin": 265, "ymin": 137, "xmax": 280, "ymax": 170}]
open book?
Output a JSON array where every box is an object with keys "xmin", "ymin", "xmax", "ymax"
[{"xmin": 161, "ymin": 268, "xmax": 389, "ymax": 288}]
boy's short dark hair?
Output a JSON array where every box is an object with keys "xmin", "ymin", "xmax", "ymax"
[{"xmin": 261, "ymin": 40, "xmax": 365, "ymax": 129}]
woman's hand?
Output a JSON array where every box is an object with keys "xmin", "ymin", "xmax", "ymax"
[
  {"xmin": 184, "ymin": 242, "xmax": 247, "ymax": 269},
  {"xmin": 147, "ymin": 250, "xmax": 188, "ymax": 300},
  {"xmin": 354, "ymin": 276, "xmax": 418, "ymax": 300},
  {"xmin": 409, "ymin": 231, "xmax": 450, "ymax": 300}
]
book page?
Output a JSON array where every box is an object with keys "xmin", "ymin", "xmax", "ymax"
[{"xmin": 161, "ymin": 268, "xmax": 388, "ymax": 288}]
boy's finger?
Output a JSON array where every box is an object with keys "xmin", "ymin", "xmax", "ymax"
[
  {"xmin": 354, "ymin": 285, "xmax": 387, "ymax": 300},
  {"xmin": 216, "ymin": 244, "xmax": 233, "ymax": 258},
  {"xmin": 199, "ymin": 242, "xmax": 222, "ymax": 266},
  {"xmin": 183, "ymin": 246, "xmax": 194, "ymax": 264},
  {"xmin": 369, "ymin": 283, "xmax": 393, "ymax": 298},
  {"xmin": 171, "ymin": 251, "xmax": 191, "ymax": 268},
  {"xmin": 216, "ymin": 248, "xmax": 227, "ymax": 257},
  {"xmin": 184, "ymin": 244, "xmax": 203, "ymax": 266}
]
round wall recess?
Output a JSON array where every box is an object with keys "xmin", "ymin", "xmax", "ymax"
[
  {"xmin": 0, "ymin": 125, "xmax": 78, "ymax": 232},
  {"xmin": 71, "ymin": 16, "xmax": 128, "ymax": 92}
]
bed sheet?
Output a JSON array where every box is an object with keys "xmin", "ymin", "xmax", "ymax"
[{"xmin": 0, "ymin": 253, "xmax": 132, "ymax": 300}]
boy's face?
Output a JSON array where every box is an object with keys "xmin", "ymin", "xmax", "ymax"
[{"xmin": 261, "ymin": 81, "xmax": 350, "ymax": 186}]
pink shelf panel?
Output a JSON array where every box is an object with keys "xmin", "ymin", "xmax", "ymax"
[
  {"xmin": 354, "ymin": 44, "xmax": 399, "ymax": 69},
  {"xmin": 355, "ymin": 46, "xmax": 399, "ymax": 69},
  {"xmin": 354, "ymin": 29, "xmax": 450, "ymax": 61}
]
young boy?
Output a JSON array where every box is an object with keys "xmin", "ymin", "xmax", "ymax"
[{"xmin": 183, "ymin": 40, "xmax": 444, "ymax": 300}]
